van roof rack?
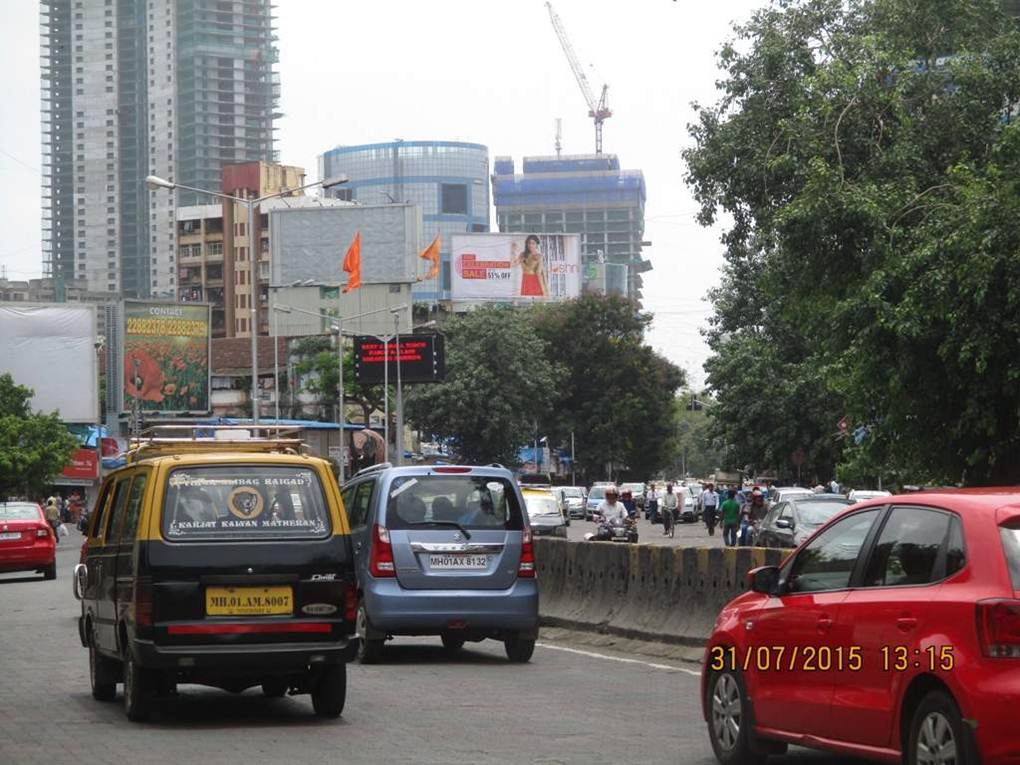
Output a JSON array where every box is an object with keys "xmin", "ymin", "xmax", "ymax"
[
  {"xmin": 353, "ymin": 462, "xmax": 392, "ymax": 478},
  {"xmin": 124, "ymin": 424, "xmax": 307, "ymax": 463}
]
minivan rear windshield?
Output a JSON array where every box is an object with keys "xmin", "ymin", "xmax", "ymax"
[
  {"xmin": 384, "ymin": 475, "xmax": 523, "ymax": 531},
  {"xmin": 1001, "ymin": 523, "xmax": 1020, "ymax": 590},
  {"xmin": 162, "ymin": 466, "xmax": 331, "ymax": 541}
]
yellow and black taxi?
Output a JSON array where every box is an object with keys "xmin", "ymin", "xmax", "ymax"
[{"xmin": 72, "ymin": 426, "xmax": 358, "ymax": 722}]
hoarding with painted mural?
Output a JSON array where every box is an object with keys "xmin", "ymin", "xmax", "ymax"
[
  {"xmin": 450, "ymin": 233, "xmax": 581, "ymax": 301},
  {"xmin": 121, "ymin": 301, "xmax": 211, "ymax": 413}
]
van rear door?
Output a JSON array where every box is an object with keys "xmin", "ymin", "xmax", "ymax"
[
  {"xmin": 381, "ymin": 471, "xmax": 524, "ymax": 591},
  {"xmin": 147, "ymin": 463, "xmax": 354, "ymax": 646}
]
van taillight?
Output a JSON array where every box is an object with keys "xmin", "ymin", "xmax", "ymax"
[
  {"xmin": 518, "ymin": 524, "xmax": 535, "ymax": 578},
  {"xmin": 342, "ymin": 581, "xmax": 358, "ymax": 622},
  {"xmin": 369, "ymin": 523, "xmax": 395, "ymax": 578},
  {"xmin": 977, "ymin": 599, "xmax": 1020, "ymax": 657},
  {"xmin": 133, "ymin": 579, "xmax": 153, "ymax": 633}
]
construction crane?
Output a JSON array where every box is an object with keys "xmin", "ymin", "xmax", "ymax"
[{"xmin": 546, "ymin": 1, "xmax": 612, "ymax": 154}]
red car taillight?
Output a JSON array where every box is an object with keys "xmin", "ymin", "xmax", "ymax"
[
  {"xmin": 341, "ymin": 580, "xmax": 358, "ymax": 622},
  {"xmin": 977, "ymin": 599, "xmax": 1020, "ymax": 657},
  {"xmin": 36, "ymin": 527, "xmax": 51, "ymax": 538},
  {"xmin": 518, "ymin": 524, "xmax": 535, "ymax": 578},
  {"xmin": 368, "ymin": 523, "xmax": 395, "ymax": 577}
]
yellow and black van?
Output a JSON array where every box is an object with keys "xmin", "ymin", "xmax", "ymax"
[{"xmin": 72, "ymin": 426, "xmax": 358, "ymax": 722}]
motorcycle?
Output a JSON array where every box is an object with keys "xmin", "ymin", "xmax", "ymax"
[{"xmin": 583, "ymin": 513, "xmax": 639, "ymax": 544}]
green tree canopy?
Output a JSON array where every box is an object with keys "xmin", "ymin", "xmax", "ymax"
[
  {"xmin": 533, "ymin": 294, "xmax": 686, "ymax": 481},
  {"xmin": 686, "ymin": 0, "xmax": 1020, "ymax": 485},
  {"xmin": 405, "ymin": 306, "xmax": 565, "ymax": 465},
  {"xmin": 0, "ymin": 373, "xmax": 78, "ymax": 500}
]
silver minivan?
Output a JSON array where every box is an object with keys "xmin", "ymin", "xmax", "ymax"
[{"xmin": 341, "ymin": 464, "xmax": 539, "ymax": 663}]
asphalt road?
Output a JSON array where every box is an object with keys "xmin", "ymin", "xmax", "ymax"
[{"xmin": 0, "ymin": 529, "xmax": 864, "ymax": 765}]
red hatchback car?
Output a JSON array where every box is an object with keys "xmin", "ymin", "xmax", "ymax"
[
  {"xmin": 0, "ymin": 502, "xmax": 57, "ymax": 579},
  {"xmin": 702, "ymin": 489, "xmax": 1020, "ymax": 765}
]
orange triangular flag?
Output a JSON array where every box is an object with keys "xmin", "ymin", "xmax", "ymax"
[
  {"xmin": 342, "ymin": 231, "xmax": 361, "ymax": 293},
  {"xmin": 417, "ymin": 234, "xmax": 441, "ymax": 282}
]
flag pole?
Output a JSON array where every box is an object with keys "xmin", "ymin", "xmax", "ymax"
[{"xmin": 337, "ymin": 283, "xmax": 344, "ymax": 483}]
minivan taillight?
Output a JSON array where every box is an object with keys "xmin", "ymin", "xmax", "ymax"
[
  {"xmin": 977, "ymin": 599, "xmax": 1020, "ymax": 657},
  {"xmin": 518, "ymin": 525, "xmax": 535, "ymax": 578},
  {"xmin": 369, "ymin": 523, "xmax": 395, "ymax": 578},
  {"xmin": 341, "ymin": 580, "xmax": 358, "ymax": 622},
  {"xmin": 133, "ymin": 579, "xmax": 153, "ymax": 635}
]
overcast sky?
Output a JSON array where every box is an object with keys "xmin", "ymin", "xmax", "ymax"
[{"xmin": 0, "ymin": 0, "xmax": 762, "ymax": 388}]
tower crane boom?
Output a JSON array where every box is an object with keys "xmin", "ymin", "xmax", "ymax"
[{"xmin": 545, "ymin": 1, "xmax": 612, "ymax": 154}]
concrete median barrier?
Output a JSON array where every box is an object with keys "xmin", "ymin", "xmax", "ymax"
[{"xmin": 534, "ymin": 539, "xmax": 786, "ymax": 647}]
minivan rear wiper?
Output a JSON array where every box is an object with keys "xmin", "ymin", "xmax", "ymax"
[{"xmin": 406, "ymin": 520, "xmax": 472, "ymax": 540}]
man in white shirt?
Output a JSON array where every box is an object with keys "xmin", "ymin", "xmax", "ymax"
[
  {"xmin": 700, "ymin": 483, "xmax": 720, "ymax": 536},
  {"xmin": 597, "ymin": 488, "xmax": 628, "ymax": 526}
]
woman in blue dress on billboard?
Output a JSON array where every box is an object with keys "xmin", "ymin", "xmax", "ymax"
[{"xmin": 510, "ymin": 235, "xmax": 550, "ymax": 297}]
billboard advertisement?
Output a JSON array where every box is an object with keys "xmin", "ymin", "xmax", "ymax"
[
  {"xmin": 353, "ymin": 334, "xmax": 446, "ymax": 385},
  {"xmin": 450, "ymin": 233, "xmax": 581, "ymax": 301},
  {"xmin": 121, "ymin": 301, "xmax": 211, "ymax": 414},
  {"xmin": 60, "ymin": 448, "xmax": 99, "ymax": 481},
  {"xmin": 0, "ymin": 304, "xmax": 98, "ymax": 423},
  {"xmin": 269, "ymin": 203, "xmax": 421, "ymax": 286}
]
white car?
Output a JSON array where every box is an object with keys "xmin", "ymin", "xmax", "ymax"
[{"xmin": 847, "ymin": 489, "xmax": 891, "ymax": 504}]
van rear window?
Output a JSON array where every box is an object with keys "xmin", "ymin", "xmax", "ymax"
[
  {"xmin": 162, "ymin": 466, "xmax": 331, "ymax": 541},
  {"xmin": 384, "ymin": 475, "xmax": 523, "ymax": 531},
  {"xmin": 1001, "ymin": 523, "xmax": 1020, "ymax": 590}
]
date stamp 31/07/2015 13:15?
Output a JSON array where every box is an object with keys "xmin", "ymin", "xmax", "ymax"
[{"xmin": 708, "ymin": 644, "xmax": 956, "ymax": 673}]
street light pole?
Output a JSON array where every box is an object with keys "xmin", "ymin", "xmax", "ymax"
[
  {"xmin": 337, "ymin": 304, "xmax": 345, "ymax": 482},
  {"xmin": 383, "ymin": 330, "xmax": 389, "ymax": 463},
  {"xmin": 393, "ymin": 311, "xmax": 403, "ymax": 467},
  {"xmin": 272, "ymin": 291, "xmax": 280, "ymax": 423},
  {"xmin": 248, "ymin": 197, "xmax": 259, "ymax": 423}
]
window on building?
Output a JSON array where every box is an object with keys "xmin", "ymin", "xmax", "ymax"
[{"xmin": 441, "ymin": 184, "xmax": 468, "ymax": 215}]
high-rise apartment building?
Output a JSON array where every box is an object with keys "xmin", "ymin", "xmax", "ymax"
[
  {"xmin": 492, "ymin": 154, "xmax": 649, "ymax": 303},
  {"xmin": 318, "ymin": 140, "xmax": 490, "ymax": 301},
  {"xmin": 40, "ymin": 0, "xmax": 279, "ymax": 300},
  {"xmin": 176, "ymin": 161, "xmax": 306, "ymax": 338}
]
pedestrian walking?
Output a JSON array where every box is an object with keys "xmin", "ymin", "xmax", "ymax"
[
  {"xmin": 720, "ymin": 490, "xmax": 741, "ymax": 547},
  {"xmin": 700, "ymin": 483, "xmax": 719, "ymax": 536},
  {"xmin": 661, "ymin": 484, "xmax": 678, "ymax": 537},
  {"xmin": 43, "ymin": 498, "xmax": 61, "ymax": 544},
  {"xmin": 646, "ymin": 482, "xmax": 660, "ymax": 525}
]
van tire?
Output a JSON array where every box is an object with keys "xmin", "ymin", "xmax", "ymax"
[
  {"xmin": 356, "ymin": 605, "xmax": 384, "ymax": 664},
  {"xmin": 441, "ymin": 633, "xmax": 466, "ymax": 655},
  {"xmin": 43, "ymin": 561, "xmax": 56, "ymax": 580},
  {"xmin": 262, "ymin": 680, "xmax": 288, "ymax": 698},
  {"xmin": 89, "ymin": 641, "xmax": 117, "ymax": 702},
  {"xmin": 123, "ymin": 653, "xmax": 154, "ymax": 722},
  {"xmin": 504, "ymin": 634, "xmax": 535, "ymax": 663},
  {"xmin": 311, "ymin": 663, "xmax": 346, "ymax": 718}
]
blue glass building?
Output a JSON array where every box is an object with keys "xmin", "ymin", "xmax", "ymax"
[
  {"xmin": 318, "ymin": 140, "xmax": 490, "ymax": 302},
  {"xmin": 491, "ymin": 154, "xmax": 649, "ymax": 303}
]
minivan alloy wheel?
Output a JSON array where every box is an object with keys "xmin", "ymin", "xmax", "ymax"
[
  {"xmin": 916, "ymin": 712, "xmax": 957, "ymax": 765},
  {"xmin": 712, "ymin": 672, "xmax": 741, "ymax": 752}
]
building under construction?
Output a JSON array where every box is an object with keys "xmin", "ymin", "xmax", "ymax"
[{"xmin": 491, "ymin": 154, "xmax": 649, "ymax": 305}]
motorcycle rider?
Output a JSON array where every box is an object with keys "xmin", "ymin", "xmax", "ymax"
[
  {"xmin": 740, "ymin": 488, "xmax": 767, "ymax": 545},
  {"xmin": 597, "ymin": 487, "xmax": 628, "ymax": 526}
]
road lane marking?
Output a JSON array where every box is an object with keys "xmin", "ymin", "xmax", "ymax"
[{"xmin": 535, "ymin": 642, "xmax": 702, "ymax": 676}]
